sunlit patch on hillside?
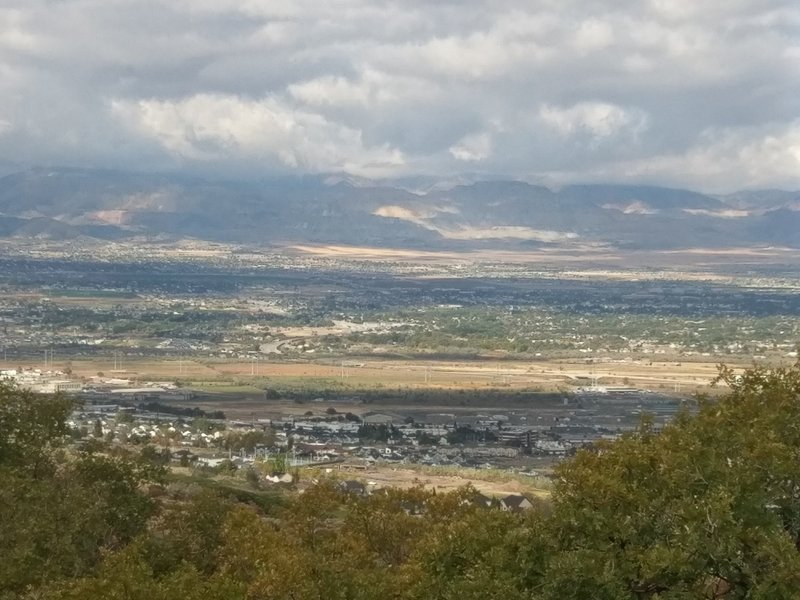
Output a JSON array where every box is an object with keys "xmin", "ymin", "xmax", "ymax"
[
  {"xmin": 682, "ymin": 208, "xmax": 751, "ymax": 218},
  {"xmin": 601, "ymin": 201, "xmax": 658, "ymax": 214},
  {"xmin": 373, "ymin": 205, "xmax": 578, "ymax": 242}
]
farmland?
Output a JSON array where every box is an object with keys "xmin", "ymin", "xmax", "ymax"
[{"xmin": 1, "ymin": 241, "xmax": 797, "ymax": 396}]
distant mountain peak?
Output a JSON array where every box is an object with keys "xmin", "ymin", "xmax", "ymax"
[{"xmin": 0, "ymin": 168, "xmax": 797, "ymax": 250}]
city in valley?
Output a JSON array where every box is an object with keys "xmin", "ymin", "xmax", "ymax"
[{"xmin": 2, "ymin": 239, "xmax": 798, "ymax": 496}]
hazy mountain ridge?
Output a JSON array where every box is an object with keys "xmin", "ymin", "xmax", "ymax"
[{"xmin": 0, "ymin": 168, "xmax": 798, "ymax": 250}]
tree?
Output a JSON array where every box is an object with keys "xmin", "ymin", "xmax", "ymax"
[
  {"xmin": 225, "ymin": 429, "xmax": 274, "ymax": 453},
  {"xmin": 33, "ymin": 544, "xmax": 245, "ymax": 600},
  {"xmin": 140, "ymin": 490, "xmax": 234, "ymax": 577},
  {"xmin": 545, "ymin": 364, "xmax": 800, "ymax": 598},
  {"xmin": 0, "ymin": 383, "xmax": 164, "ymax": 595},
  {"xmin": 266, "ymin": 452, "xmax": 287, "ymax": 476},
  {"xmin": 405, "ymin": 505, "xmax": 548, "ymax": 600},
  {"xmin": 7, "ymin": 364, "xmax": 800, "ymax": 599},
  {"xmin": 140, "ymin": 444, "xmax": 171, "ymax": 466},
  {"xmin": 0, "ymin": 381, "xmax": 74, "ymax": 475},
  {"xmin": 244, "ymin": 467, "xmax": 260, "ymax": 488}
]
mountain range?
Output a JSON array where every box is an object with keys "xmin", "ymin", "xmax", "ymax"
[{"xmin": 0, "ymin": 168, "xmax": 798, "ymax": 251}]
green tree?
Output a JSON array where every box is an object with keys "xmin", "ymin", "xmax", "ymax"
[
  {"xmin": 7, "ymin": 365, "xmax": 800, "ymax": 599},
  {"xmin": 545, "ymin": 364, "xmax": 800, "ymax": 598},
  {"xmin": 0, "ymin": 382, "xmax": 74, "ymax": 475},
  {"xmin": 33, "ymin": 544, "xmax": 244, "ymax": 600},
  {"xmin": 266, "ymin": 452, "xmax": 287, "ymax": 475},
  {"xmin": 405, "ymin": 506, "xmax": 548, "ymax": 600},
  {"xmin": 225, "ymin": 429, "xmax": 274, "ymax": 453},
  {"xmin": 0, "ymin": 384, "xmax": 165, "ymax": 595},
  {"xmin": 140, "ymin": 491, "xmax": 234, "ymax": 577}
]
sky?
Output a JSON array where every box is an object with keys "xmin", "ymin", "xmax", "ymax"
[{"xmin": 0, "ymin": 0, "xmax": 798, "ymax": 192}]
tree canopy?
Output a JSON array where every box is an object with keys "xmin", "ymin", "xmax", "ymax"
[{"xmin": 3, "ymin": 365, "xmax": 800, "ymax": 599}]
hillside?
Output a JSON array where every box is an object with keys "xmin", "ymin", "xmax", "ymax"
[
  {"xmin": 5, "ymin": 366, "xmax": 800, "ymax": 598},
  {"xmin": 0, "ymin": 168, "xmax": 798, "ymax": 250}
]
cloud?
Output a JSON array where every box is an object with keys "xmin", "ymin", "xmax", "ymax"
[
  {"xmin": 288, "ymin": 76, "xmax": 374, "ymax": 108},
  {"xmin": 573, "ymin": 19, "xmax": 615, "ymax": 53},
  {"xmin": 112, "ymin": 94, "xmax": 405, "ymax": 176},
  {"xmin": 0, "ymin": 0, "xmax": 796, "ymax": 190},
  {"xmin": 542, "ymin": 120, "xmax": 800, "ymax": 192},
  {"xmin": 287, "ymin": 68, "xmax": 436, "ymax": 109},
  {"xmin": 611, "ymin": 121, "xmax": 800, "ymax": 191},
  {"xmin": 538, "ymin": 102, "xmax": 649, "ymax": 141},
  {"xmin": 449, "ymin": 132, "xmax": 492, "ymax": 162}
]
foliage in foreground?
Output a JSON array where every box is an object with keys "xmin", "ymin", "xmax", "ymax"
[{"xmin": 3, "ymin": 364, "xmax": 800, "ymax": 599}]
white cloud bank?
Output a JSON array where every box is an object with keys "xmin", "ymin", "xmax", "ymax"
[
  {"xmin": 112, "ymin": 94, "xmax": 404, "ymax": 176},
  {"xmin": 0, "ymin": 0, "xmax": 796, "ymax": 190},
  {"xmin": 538, "ymin": 102, "xmax": 649, "ymax": 141}
]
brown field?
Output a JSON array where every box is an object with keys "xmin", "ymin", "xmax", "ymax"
[
  {"xmin": 4, "ymin": 354, "xmax": 746, "ymax": 395},
  {"xmin": 330, "ymin": 464, "xmax": 551, "ymax": 498},
  {"xmin": 290, "ymin": 243, "xmax": 800, "ymax": 271},
  {"xmin": 232, "ymin": 356, "xmax": 733, "ymax": 393}
]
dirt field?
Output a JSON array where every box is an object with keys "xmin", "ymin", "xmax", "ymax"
[
  {"xmin": 290, "ymin": 243, "xmax": 800, "ymax": 272},
  {"xmin": 206, "ymin": 356, "xmax": 738, "ymax": 393},
  {"xmin": 3, "ymin": 355, "xmax": 744, "ymax": 395},
  {"xmin": 331, "ymin": 464, "xmax": 551, "ymax": 498}
]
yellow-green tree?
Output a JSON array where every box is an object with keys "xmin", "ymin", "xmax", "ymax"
[{"xmin": 546, "ymin": 364, "xmax": 800, "ymax": 598}]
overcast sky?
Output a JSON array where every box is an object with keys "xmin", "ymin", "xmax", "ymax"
[{"xmin": 0, "ymin": 0, "xmax": 798, "ymax": 191}]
